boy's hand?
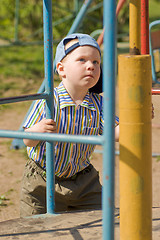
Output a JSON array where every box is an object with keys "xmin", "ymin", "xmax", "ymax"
[
  {"xmin": 23, "ymin": 119, "xmax": 57, "ymax": 147},
  {"xmin": 30, "ymin": 119, "xmax": 57, "ymax": 133}
]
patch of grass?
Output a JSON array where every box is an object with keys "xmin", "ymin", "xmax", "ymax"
[
  {"xmin": 5, "ymin": 189, "xmax": 14, "ymax": 196},
  {"xmin": 0, "ymin": 195, "xmax": 7, "ymax": 200},
  {"xmin": 0, "ymin": 45, "xmax": 46, "ymax": 99},
  {"xmin": 0, "ymin": 45, "xmax": 45, "ymax": 80},
  {"xmin": 0, "ymin": 81, "xmax": 17, "ymax": 91},
  {"xmin": 0, "ymin": 44, "xmax": 60, "ymax": 100},
  {"xmin": 149, "ymin": 0, "xmax": 160, "ymax": 23},
  {"xmin": 0, "ymin": 81, "xmax": 18, "ymax": 98},
  {"xmin": 156, "ymin": 156, "xmax": 160, "ymax": 162},
  {"xmin": 0, "ymin": 189, "xmax": 15, "ymax": 207},
  {"xmin": 0, "ymin": 195, "xmax": 9, "ymax": 207},
  {"xmin": 0, "ymin": 104, "xmax": 11, "ymax": 112},
  {"xmin": 8, "ymin": 171, "xmax": 13, "ymax": 176}
]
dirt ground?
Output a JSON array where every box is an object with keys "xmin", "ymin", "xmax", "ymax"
[{"xmin": 0, "ymin": 91, "xmax": 160, "ymax": 225}]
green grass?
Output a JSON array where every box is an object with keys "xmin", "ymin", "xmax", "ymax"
[
  {"xmin": 0, "ymin": 195, "xmax": 8, "ymax": 207},
  {"xmin": 149, "ymin": 0, "xmax": 160, "ymax": 23},
  {"xmin": 0, "ymin": 45, "xmax": 44, "ymax": 80},
  {"xmin": 156, "ymin": 156, "xmax": 160, "ymax": 162},
  {"xmin": 0, "ymin": 44, "xmax": 60, "ymax": 98}
]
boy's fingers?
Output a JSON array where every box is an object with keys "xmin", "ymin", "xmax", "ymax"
[
  {"xmin": 46, "ymin": 121, "xmax": 57, "ymax": 132},
  {"xmin": 44, "ymin": 119, "xmax": 56, "ymax": 126},
  {"xmin": 45, "ymin": 118, "xmax": 54, "ymax": 123}
]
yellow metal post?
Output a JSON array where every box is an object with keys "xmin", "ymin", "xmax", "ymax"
[
  {"xmin": 118, "ymin": 54, "xmax": 152, "ymax": 240},
  {"xmin": 129, "ymin": 0, "xmax": 141, "ymax": 54}
]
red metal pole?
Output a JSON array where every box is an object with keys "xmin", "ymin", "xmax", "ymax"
[
  {"xmin": 97, "ymin": 0, "xmax": 127, "ymax": 46},
  {"xmin": 97, "ymin": 29, "xmax": 104, "ymax": 46},
  {"xmin": 98, "ymin": 0, "xmax": 149, "ymax": 53},
  {"xmin": 116, "ymin": 0, "xmax": 127, "ymax": 16},
  {"xmin": 141, "ymin": 0, "xmax": 149, "ymax": 54},
  {"xmin": 152, "ymin": 89, "xmax": 160, "ymax": 95}
]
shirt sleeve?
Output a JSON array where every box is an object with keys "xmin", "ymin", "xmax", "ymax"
[
  {"xmin": 115, "ymin": 116, "xmax": 119, "ymax": 127},
  {"xmin": 23, "ymin": 99, "xmax": 46, "ymax": 129},
  {"xmin": 99, "ymin": 96, "xmax": 104, "ymax": 135}
]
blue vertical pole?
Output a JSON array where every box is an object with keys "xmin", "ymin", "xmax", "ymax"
[
  {"xmin": 43, "ymin": 0, "xmax": 55, "ymax": 214},
  {"xmin": 103, "ymin": 0, "xmax": 116, "ymax": 239}
]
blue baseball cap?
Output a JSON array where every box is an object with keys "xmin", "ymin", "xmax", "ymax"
[{"xmin": 55, "ymin": 33, "xmax": 101, "ymax": 68}]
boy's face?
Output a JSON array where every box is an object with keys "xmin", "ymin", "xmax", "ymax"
[{"xmin": 57, "ymin": 45, "xmax": 101, "ymax": 93}]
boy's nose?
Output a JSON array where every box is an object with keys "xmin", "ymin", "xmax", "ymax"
[{"xmin": 86, "ymin": 61, "xmax": 94, "ymax": 70}]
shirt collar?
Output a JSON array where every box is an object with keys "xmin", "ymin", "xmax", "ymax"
[{"xmin": 56, "ymin": 82, "xmax": 96, "ymax": 111}]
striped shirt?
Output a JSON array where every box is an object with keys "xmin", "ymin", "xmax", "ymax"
[{"xmin": 24, "ymin": 82, "xmax": 119, "ymax": 178}]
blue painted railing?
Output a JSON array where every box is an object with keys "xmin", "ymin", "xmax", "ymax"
[
  {"xmin": 103, "ymin": 0, "xmax": 116, "ymax": 239},
  {"xmin": 43, "ymin": 0, "xmax": 55, "ymax": 214},
  {"xmin": 0, "ymin": 0, "xmax": 116, "ymax": 239},
  {"xmin": 149, "ymin": 19, "xmax": 160, "ymax": 84}
]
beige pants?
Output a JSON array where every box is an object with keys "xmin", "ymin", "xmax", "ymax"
[{"xmin": 20, "ymin": 160, "xmax": 102, "ymax": 217}]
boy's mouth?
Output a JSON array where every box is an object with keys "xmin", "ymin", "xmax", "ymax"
[{"xmin": 85, "ymin": 74, "xmax": 94, "ymax": 79}]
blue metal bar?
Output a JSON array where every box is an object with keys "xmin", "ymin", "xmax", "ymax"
[
  {"xmin": 102, "ymin": 0, "xmax": 116, "ymax": 239},
  {"xmin": 68, "ymin": 0, "xmax": 93, "ymax": 34},
  {"xmin": 149, "ymin": 19, "xmax": 160, "ymax": 29},
  {"xmin": 2, "ymin": 91, "xmax": 49, "ymax": 150},
  {"xmin": 12, "ymin": 81, "xmax": 49, "ymax": 149},
  {"xmin": 149, "ymin": 20, "xmax": 160, "ymax": 84},
  {"xmin": 87, "ymin": 2, "xmax": 103, "ymax": 14},
  {"xmin": 0, "ymin": 93, "xmax": 48, "ymax": 105},
  {"xmin": 95, "ymin": 149, "xmax": 160, "ymax": 158},
  {"xmin": 43, "ymin": 0, "xmax": 55, "ymax": 214},
  {"xmin": 0, "ymin": 130, "xmax": 103, "ymax": 145}
]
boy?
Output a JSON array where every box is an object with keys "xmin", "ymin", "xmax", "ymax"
[{"xmin": 21, "ymin": 33, "xmax": 119, "ymax": 217}]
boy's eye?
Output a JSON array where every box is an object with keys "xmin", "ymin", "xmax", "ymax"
[
  {"xmin": 79, "ymin": 58, "xmax": 85, "ymax": 62},
  {"xmin": 93, "ymin": 60, "xmax": 99, "ymax": 64}
]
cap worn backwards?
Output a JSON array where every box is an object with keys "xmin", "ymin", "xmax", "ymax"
[
  {"xmin": 55, "ymin": 33, "xmax": 101, "ymax": 68},
  {"xmin": 55, "ymin": 33, "xmax": 102, "ymax": 94}
]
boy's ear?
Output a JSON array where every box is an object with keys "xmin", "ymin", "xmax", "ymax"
[{"xmin": 56, "ymin": 62, "xmax": 65, "ymax": 78}]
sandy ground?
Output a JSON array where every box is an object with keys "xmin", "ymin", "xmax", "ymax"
[{"xmin": 0, "ymin": 91, "xmax": 160, "ymax": 233}]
